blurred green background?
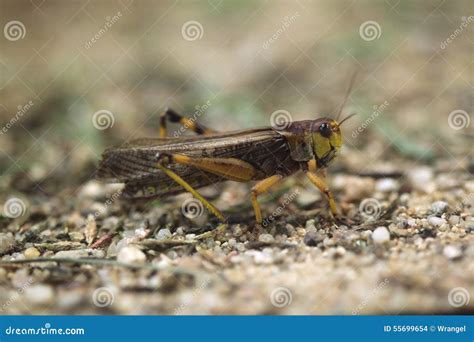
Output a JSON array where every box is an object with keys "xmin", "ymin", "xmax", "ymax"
[{"xmin": 1, "ymin": 0, "xmax": 472, "ymax": 195}]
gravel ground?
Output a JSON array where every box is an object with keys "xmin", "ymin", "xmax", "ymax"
[{"xmin": 1, "ymin": 155, "xmax": 473, "ymax": 314}]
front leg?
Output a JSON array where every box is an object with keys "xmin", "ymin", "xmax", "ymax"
[{"xmin": 305, "ymin": 166, "xmax": 339, "ymax": 217}]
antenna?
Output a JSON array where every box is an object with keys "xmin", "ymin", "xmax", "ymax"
[
  {"xmin": 335, "ymin": 70, "xmax": 358, "ymax": 121},
  {"xmin": 337, "ymin": 113, "xmax": 357, "ymax": 128}
]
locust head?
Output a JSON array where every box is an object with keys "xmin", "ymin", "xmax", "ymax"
[{"xmin": 311, "ymin": 114, "xmax": 354, "ymax": 167}]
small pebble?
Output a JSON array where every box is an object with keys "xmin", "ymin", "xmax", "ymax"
[
  {"xmin": 69, "ymin": 231, "xmax": 85, "ymax": 242},
  {"xmin": 155, "ymin": 228, "xmax": 172, "ymax": 240},
  {"xmin": 24, "ymin": 247, "xmax": 40, "ymax": 259},
  {"xmin": 304, "ymin": 231, "xmax": 324, "ymax": 246},
  {"xmin": 79, "ymin": 180, "xmax": 103, "ymax": 199},
  {"xmin": 431, "ymin": 201, "xmax": 448, "ymax": 216},
  {"xmin": 258, "ymin": 233, "xmax": 274, "ymax": 243},
  {"xmin": 54, "ymin": 249, "xmax": 91, "ymax": 259},
  {"xmin": 408, "ymin": 167, "xmax": 435, "ymax": 192},
  {"xmin": 296, "ymin": 228, "xmax": 306, "ymax": 236},
  {"xmin": 25, "ymin": 285, "xmax": 54, "ymax": 305},
  {"xmin": 375, "ymin": 178, "xmax": 399, "ymax": 192},
  {"xmin": 117, "ymin": 246, "xmax": 146, "ymax": 263},
  {"xmin": 443, "ymin": 245, "xmax": 462, "ymax": 260},
  {"xmin": 334, "ymin": 246, "xmax": 346, "ymax": 257},
  {"xmin": 296, "ymin": 190, "xmax": 321, "ymax": 207},
  {"xmin": 428, "ymin": 216, "xmax": 446, "ymax": 227},
  {"xmin": 305, "ymin": 219, "xmax": 317, "ymax": 233},
  {"xmin": 372, "ymin": 227, "xmax": 390, "ymax": 244},
  {"xmin": 448, "ymin": 215, "xmax": 460, "ymax": 225}
]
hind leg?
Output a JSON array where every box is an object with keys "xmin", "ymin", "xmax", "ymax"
[{"xmin": 159, "ymin": 108, "xmax": 216, "ymax": 137}]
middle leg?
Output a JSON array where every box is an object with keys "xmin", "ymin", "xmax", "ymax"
[{"xmin": 251, "ymin": 175, "xmax": 284, "ymax": 224}]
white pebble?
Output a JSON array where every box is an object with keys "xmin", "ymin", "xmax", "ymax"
[
  {"xmin": 431, "ymin": 201, "xmax": 448, "ymax": 216},
  {"xmin": 428, "ymin": 216, "xmax": 446, "ymax": 227},
  {"xmin": 443, "ymin": 245, "xmax": 462, "ymax": 260},
  {"xmin": 375, "ymin": 178, "xmax": 399, "ymax": 192},
  {"xmin": 25, "ymin": 285, "xmax": 54, "ymax": 305},
  {"xmin": 79, "ymin": 180, "xmax": 103, "ymax": 199},
  {"xmin": 408, "ymin": 167, "xmax": 435, "ymax": 192},
  {"xmin": 117, "ymin": 246, "xmax": 146, "ymax": 264},
  {"xmin": 372, "ymin": 227, "xmax": 390, "ymax": 244},
  {"xmin": 156, "ymin": 228, "xmax": 172, "ymax": 240},
  {"xmin": 258, "ymin": 233, "xmax": 274, "ymax": 243}
]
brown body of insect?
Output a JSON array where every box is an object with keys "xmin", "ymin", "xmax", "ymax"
[{"xmin": 96, "ymin": 107, "xmax": 354, "ymax": 224}]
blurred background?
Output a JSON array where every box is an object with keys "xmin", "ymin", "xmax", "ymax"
[
  {"xmin": 1, "ymin": 0, "xmax": 472, "ymax": 194},
  {"xmin": 0, "ymin": 0, "xmax": 473, "ymax": 315}
]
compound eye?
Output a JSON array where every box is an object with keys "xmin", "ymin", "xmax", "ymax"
[{"xmin": 319, "ymin": 123, "xmax": 332, "ymax": 138}]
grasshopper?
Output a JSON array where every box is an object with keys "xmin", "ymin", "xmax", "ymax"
[{"xmin": 96, "ymin": 79, "xmax": 356, "ymax": 225}]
